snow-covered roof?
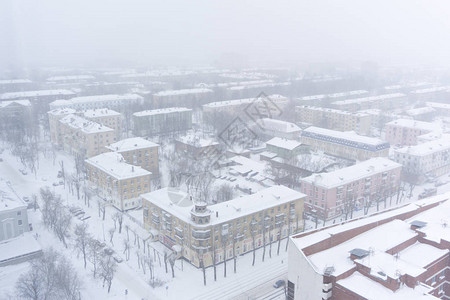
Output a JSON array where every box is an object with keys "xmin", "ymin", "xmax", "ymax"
[
  {"xmin": 82, "ymin": 108, "xmax": 121, "ymax": 118},
  {"xmin": 133, "ymin": 107, "xmax": 192, "ymax": 117},
  {"xmin": 47, "ymin": 107, "xmax": 77, "ymax": 116},
  {"xmin": 69, "ymin": 94, "xmax": 143, "ymax": 104},
  {"xmin": 86, "ymin": 152, "xmax": 151, "ymax": 180},
  {"xmin": 47, "ymin": 75, "xmax": 95, "ymax": 81},
  {"xmin": 337, "ymin": 272, "xmax": 438, "ymax": 300},
  {"xmin": 405, "ymin": 106, "xmax": 435, "ymax": 116},
  {"xmin": 394, "ymin": 137, "xmax": 450, "ymax": 157},
  {"xmin": 327, "ymin": 90, "xmax": 369, "ymax": 98},
  {"xmin": 266, "ymin": 137, "xmax": 302, "ymax": 151},
  {"xmin": 411, "ymin": 86, "xmax": 450, "ymax": 94},
  {"xmin": 59, "ymin": 114, "xmax": 113, "ymax": 134},
  {"xmin": 255, "ymin": 118, "xmax": 301, "ymax": 133},
  {"xmin": 308, "ymin": 219, "xmax": 416, "ymax": 276},
  {"xmin": 0, "ymin": 79, "xmax": 31, "ymax": 84},
  {"xmin": 176, "ymin": 134, "xmax": 219, "ymax": 147},
  {"xmin": 106, "ymin": 137, "xmax": 159, "ymax": 152},
  {"xmin": 297, "ymin": 105, "xmax": 369, "ymax": 117},
  {"xmin": 227, "ymin": 81, "xmax": 290, "ymax": 91},
  {"xmin": 332, "ymin": 93, "xmax": 406, "ymax": 105},
  {"xmin": 0, "ymin": 180, "xmax": 26, "ymax": 211},
  {"xmin": 398, "ymin": 242, "xmax": 449, "ymax": 268},
  {"xmin": 153, "ymin": 88, "xmax": 213, "ymax": 97},
  {"xmin": 203, "ymin": 94, "xmax": 288, "ymax": 108},
  {"xmin": 0, "ymin": 100, "xmax": 31, "ymax": 108},
  {"xmin": 120, "ymin": 70, "xmax": 195, "ymax": 78},
  {"xmin": 142, "ymin": 185, "xmax": 305, "ymax": 226},
  {"xmin": 302, "ymin": 126, "xmax": 389, "ymax": 148},
  {"xmin": 0, "ymin": 89, "xmax": 75, "ymax": 100},
  {"xmin": 300, "ymin": 157, "xmax": 401, "ymax": 189},
  {"xmin": 427, "ymin": 101, "xmax": 450, "ymax": 110},
  {"xmin": 297, "ymin": 94, "xmax": 326, "ymax": 101},
  {"xmin": 0, "ymin": 233, "xmax": 42, "ymax": 263},
  {"xmin": 386, "ymin": 119, "xmax": 441, "ymax": 132}
]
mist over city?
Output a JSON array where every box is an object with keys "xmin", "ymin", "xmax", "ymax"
[{"xmin": 1, "ymin": 1, "xmax": 450, "ymax": 300}]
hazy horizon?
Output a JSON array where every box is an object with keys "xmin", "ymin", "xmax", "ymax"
[{"xmin": 2, "ymin": 0, "xmax": 450, "ymax": 69}]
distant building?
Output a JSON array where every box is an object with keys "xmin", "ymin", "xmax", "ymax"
[
  {"xmin": 47, "ymin": 108, "xmax": 77, "ymax": 147},
  {"xmin": 252, "ymin": 118, "xmax": 302, "ymax": 140},
  {"xmin": 82, "ymin": 108, "xmax": 122, "ymax": 138},
  {"xmin": 301, "ymin": 126, "xmax": 390, "ymax": 161},
  {"xmin": 0, "ymin": 89, "xmax": 76, "ymax": 113},
  {"xmin": 106, "ymin": 137, "xmax": 160, "ymax": 177},
  {"xmin": 58, "ymin": 114, "xmax": 116, "ymax": 157},
  {"xmin": 265, "ymin": 137, "xmax": 308, "ymax": 160},
  {"xmin": 296, "ymin": 90, "xmax": 369, "ymax": 106},
  {"xmin": 0, "ymin": 100, "xmax": 32, "ymax": 132},
  {"xmin": 394, "ymin": 137, "xmax": 450, "ymax": 183},
  {"xmin": 0, "ymin": 183, "xmax": 30, "ymax": 241},
  {"xmin": 49, "ymin": 94, "xmax": 143, "ymax": 111},
  {"xmin": 175, "ymin": 134, "xmax": 220, "ymax": 159},
  {"xmin": 427, "ymin": 102, "xmax": 450, "ymax": 116},
  {"xmin": 142, "ymin": 185, "xmax": 306, "ymax": 267},
  {"xmin": 132, "ymin": 107, "xmax": 192, "ymax": 136},
  {"xmin": 152, "ymin": 88, "xmax": 213, "ymax": 108},
  {"xmin": 288, "ymin": 193, "xmax": 450, "ymax": 300},
  {"xmin": 410, "ymin": 86, "xmax": 450, "ymax": 102},
  {"xmin": 331, "ymin": 93, "xmax": 407, "ymax": 112},
  {"xmin": 0, "ymin": 79, "xmax": 33, "ymax": 93},
  {"xmin": 404, "ymin": 106, "xmax": 436, "ymax": 121},
  {"xmin": 296, "ymin": 106, "xmax": 372, "ymax": 135},
  {"xmin": 299, "ymin": 157, "xmax": 402, "ymax": 220},
  {"xmin": 85, "ymin": 152, "xmax": 151, "ymax": 211},
  {"xmin": 384, "ymin": 119, "xmax": 441, "ymax": 146}
]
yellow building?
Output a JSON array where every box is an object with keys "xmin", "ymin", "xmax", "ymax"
[
  {"xmin": 82, "ymin": 108, "xmax": 122, "ymax": 138},
  {"xmin": 85, "ymin": 152, "xmax": 152, "ymax": 211},
  {"xmin": 48, "ymin": 108, "xmax": 77, "ymax": 147},
  {"xmin": 59, "ymin": 114, "xmax": 116, "ymax": 158},
  {"xmin": 106, "ymin": 137, "xmax": 159, "ymax": 177},
  {"xmin": 296, "ymin": 105, "xmax": 372, "ymax": 136},
  {"xmin": 142, "ymin": 186, "xmax": 305, "ymax": 267}
]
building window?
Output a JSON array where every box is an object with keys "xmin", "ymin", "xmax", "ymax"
[{"xmin": 18, "ymin": 220, "xmax": 22, "ymax": 225}]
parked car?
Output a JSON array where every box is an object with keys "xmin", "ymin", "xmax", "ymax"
[
  {"xmin": 273, "ymin": 280, "xmax": 285, "ymax": 288},
  {"xmin": 22, "ymin": 196, "xmax": 30, "ymax": 203},
  {"xmin": 113, "ymin": 255, "xmax": 123, "ymax": 263},
  {"xmin": 104, "ymin": 248, "xmax": 114, "ymax": 255},
  {"xmin": 435, "ymin": 180, "xmax": 447, "ymax": 187},
  {"xmin": 52, "ymin": 182, "xmax": 59, "ymax": 186},
  {"xmin": 419, "ymin": 188, "xmax": 437, "ymax": 199},
  {"xmin": 57, "ymin": 171, "xmax": 63, "ymax": 178}
]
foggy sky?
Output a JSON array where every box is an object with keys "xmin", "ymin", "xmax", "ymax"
[{"xmin": 2, "ymin": 0, "xmax": 450, "ymax": 69}]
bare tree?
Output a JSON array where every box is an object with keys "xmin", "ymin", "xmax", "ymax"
[
  {"xmin": 250, "ymin": 218, "xmax": 258, "ymax": 266},
  {"xmin": 87, "ymin": 238, "xmax": 103, "ymax": 278},
  {"xmin": 123, "ymin": 238, "xmax": 131, "ymax": 261},
  {"xmin": 99, "ymin": 256, "xmax": 117, "ymax": 293},
  {"xmin": 74, "ymin": 223, "xmax": 91, "ymax": 269},
  {"xmin": 108, "ymin": 228, "xmax": 115, "ymax": 246}
]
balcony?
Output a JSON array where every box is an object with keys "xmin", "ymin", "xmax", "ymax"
[{"xmin": 192, "ymin": 229, "xmax": 211, "ymax": 240}]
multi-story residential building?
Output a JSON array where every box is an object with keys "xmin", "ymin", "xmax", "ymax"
[
  {"xmin": 301, "ymin": 126, "xmax": 390, "ymax": 161},
  {"xmin": 82, "ymin": 108, "xmax": 122, "ymax": 138},
  {"xmin": 202, "ymin": 95, "xmax": 289, "ymax": 120},
  {"xmin": 330, "ymin": 93, "xmax": 407, "ymax": 112},
  {"xmin": 265, "ymin": 137, "xmax": 307, "ymax": 160},
  {"xmin": 0, "ymin": 100, "xmax": 32, "ymax": 131},
  {"xmin": 394, "ymin": 137, "xmax": 450, "ymax": 183},
  {"xmin": 295, "ymin": 106, "xmax": 372, "ymax": 136},
  {"xmin": 404, "ymin": 106, "xmax": 436, "ymax": 122},
  {"xmin": 384, "ymin": 119, "xmax": 441, "ymax": 146},
  {"xmin": 0, "ymin": 79, "xmax": 33, "ymax": 93},
  {"xmin": 175, "ymin": 134, "xmax": 220, "ymax": 159},
  {"xmin": 427, "ymin": 102, "xmax": 450, "ymax": 116},
  {"xmin": 49, "ymin": 94, "xmax": 144, "ymax": 111},
  {"xmin": 152, "ymin": 88, "xmax": 214, "ymax": 108},
  {"xmin": 252, "ymin": 118, "xmax": 302, "ymax": 140},
  {"xmin": 0, "ymin": 89, "xmax": 76, "ymax": 113},
  {"xmin": 85, "ymin": 152, "xmax": 152, "ymax": 211},
  {"xmin": 295, "ymin": 90, "xmax": 369, "ymax": 106},
  {"xmin": 0, "ymin": 182, "xmax": 30, "ymax": 241},
  {"xmin": 410, "ymin": 86, "xmax": 450, "ymax": 102},
  {"xmin": 299, "ymin": 157, "xmax": 402, "ymax": 220},
  {"xmin": 106, "ymin": 137, "xmax": 159, "ymax": 177},
  {"xmin": 132, "ymin": 107, "xmax": 192, "ymax": 136},
  {"xmin": 288, "ymin": 193, "xmax": 450, "ymax": 300},
  {"xmin": 142, "ymin": 185, "xmax": 305, "ymax": 268},
  {"xmin": 48, "ymin": 108, "xmax": 77, "ymax": 147},
  {"xmin": 58, "ymin": 114, "xmax": 116, "ymax": 157}
]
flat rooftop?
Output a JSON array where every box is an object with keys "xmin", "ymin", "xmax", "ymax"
[
  {"xmin": 86, "ymin": 152, "xmax": 151, "ymax": 180},
  {"xmin": 107, "ymin": 137, "xmax": 159, "ymax": 152}
]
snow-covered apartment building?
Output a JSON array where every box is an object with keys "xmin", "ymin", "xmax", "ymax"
[
  {"xmin": 142, "ymin": 185, "xmax": 306, "ymax": 267},
  {"xmin": 299, "ymin": 157, "xmax": 402, "ymax": 220},
  {"xmin": 58, "ymin": 114, "xmax": 116, "ymax": 158},
  {"xmin": 265, "ymin": 137, "xmax": 307, "ymax": 160},
  {"xmin": 81, "ymin": 108, "xmax": 122, "ymax": 137},
  {"xmin": 0, "ymin": 89, "xmax": 76, "ymax": 113},
  {"xmin": 132, "ymin": 107, "xmax": 192, "ymax": 136},
  {"xmin": 330, "ymin": 93, "xmax": 407, "ymax": 112},
  {"xmin": 85, "ymin": 152, "xmax": 152, "ymax": 211},
  {"xmin": 202, "ymin": 94, "xmax": 289, "ymax": 120},
  {"xmin": 287, "ymin": 193, "xmax": 450, "ymax": 300},
  {"xmin": 49, "ymin": 94, "xmax": 144, "ymax": 111},
  {"xmin": 175, "ymin": 134, "xmax": 220, "ymax": 159},
  {"xmin": 0, "ymin": 100, "xmax": 32, "ymax": 130},
  {"xmin": 252, "ymin": 118, "xmax": 302, "ymax": 140},
  {"xmin": 106, "ymin": 137, "xmax": 160, "ymax": 177},
  {"xmin": 427, "ymin": 102, "xmax": 450, "ymax": 116},
  {"xmin": 301, "ymin": 127, "xmax": 390, "ymax": 161},
  {"xmin": 394, "ymin": 137, "xmax": 450, "ymax": 183},
  {"xmin": 152, "ymin": 88, "xmax": 213, "ymax": 108},
  {"xmin": 295, "ymin": 106, "xmax": 372, "ymax": 136},
  {"xmin": 385, "ymin": 119, "xmax": 442, "ymax": 146},
  {"xmin": 0, "ymin": 79, "xmax": 33, "ymax": 92},
  {"xmin": 295, "ymin": 90, "xmax": 369, "ymax": 106},
  {"xmin": 410, "ymin": 86, "xmax": 450, "ymax": 102}
]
